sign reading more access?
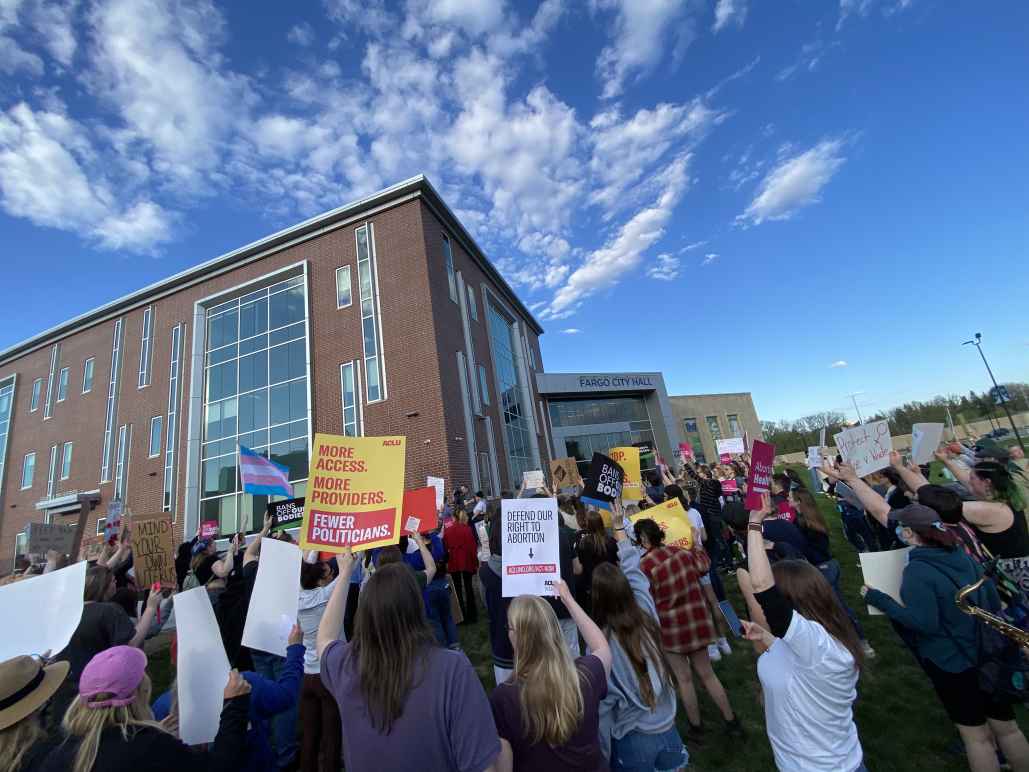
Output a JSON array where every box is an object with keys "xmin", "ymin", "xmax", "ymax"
[{"xmin": 501, "ymin": 498, "xmax": 560, "ymax": 598}]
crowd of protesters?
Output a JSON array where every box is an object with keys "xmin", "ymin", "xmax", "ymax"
[{"xmin": 2, "ymin": 433, "xmax": 1028, "ymax": 772}]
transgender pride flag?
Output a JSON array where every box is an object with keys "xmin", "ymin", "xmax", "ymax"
[{"xmin": 239, "ymin": 445, "xmax": 293, "ymax": 498}]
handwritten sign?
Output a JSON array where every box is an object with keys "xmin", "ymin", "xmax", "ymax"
[
  {"xmin": 26, "ymin": 521, "xmax": 77, "ymax": 555},
  {"xmin": 717, "ymin": 437, "xmax": 745, "ymax": 456},
  {"xmin": 267, "ymin": 497, "xmax": 305, "ymax": 532},
  {"xmin": 834, "ymin": 420, "xmax": 892, "ymax": 477},
  {"xmin": 522, "ymin": 470, "xmax": 545, "ymax": 490},
  {"xmin": 609, "ymin": 446, "xmax": 641, "ymax": 502},
  {"xmin": 745, "ymin": 440, "xmax": 775, "ymax": 510},
  {"xmin": 911, "ymin": 423, "xmax": 944, "ymax": 465},
  {"xmin": 133, "ymin": 514, "xmax": 177, "ymax": 588},
  {"xmin": 550, "ymin": 457, "xmax": 582, "ymax": 490},
  {"xmin": 632, "ymin": 498, "xmax": 693, "ymax": 550},
  {"xmin": 301, "ymin": 434, "xmax": 406, "ymax": 552},
  {"xmin": 103, "ymin": 499, "xmax": 124, "ymax": 544},
  {"xmin": 501, "ymin": 498, "xmax": 559, "ymax": 598}
]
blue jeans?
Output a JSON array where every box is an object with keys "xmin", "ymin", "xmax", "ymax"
[
  {"xmin": 839, "ymin": 503, "xmax": 879, "ymax": 554},
  {"xmin": 250, "ymin": 650, "xmax": 299, "ymax": 768},
  {"xmin": 611, "ymin": 726, "xmax": 689, "ymax": 772},
  {"xmin": 817, "ymin": 558, "xmax": 865, "ymax": 641},
  {"xmin": 426, "ymin": 579, "xmax": 459, "ymax": 648}
]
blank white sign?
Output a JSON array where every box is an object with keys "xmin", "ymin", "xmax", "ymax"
[
  {"xmin": 0, "ymin": 560, "xmax": 85, "ymax": 661},
  {"xmin": 174, "ymin": 587, "xmax": 230, "ymax": 745},
  {"xmin": 242, "ymin": 537, "xmax": 301, "ymax": 657}
]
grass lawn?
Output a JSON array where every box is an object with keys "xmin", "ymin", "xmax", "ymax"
[{"xmin": 148, "ymin": 468, "xmax": 1029, "ymax": 770}]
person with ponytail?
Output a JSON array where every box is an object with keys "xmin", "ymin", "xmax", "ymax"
[
  {"xmin": 41, "ymin": 646, "xmax": 251, "ymax": 772},
  {"xmin": 590, "ymin": 502, "xmax": 687, "ymax": 771},
  {"xmin": 490, "ymin": 579, "xmax": 612, "ymax": 770}
]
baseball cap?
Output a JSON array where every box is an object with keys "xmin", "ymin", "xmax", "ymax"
[
  {"xmin": 894, "ymin": 503, "xmax": 944, "ymax": 530},
  {"xmin": 191, "ymin": 538, "xmax": 211, "ymax": 556},
  {"xmin": 79, "ymin": 646, "xmax": 147, "ymax": 708}
]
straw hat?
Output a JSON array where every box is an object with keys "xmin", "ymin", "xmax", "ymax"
[{"xmin": 0, "ymin": 656, "xmax": 69, "ymax": 730}]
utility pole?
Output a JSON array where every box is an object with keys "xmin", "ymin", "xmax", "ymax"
[
  {"xmin": 963, "ymin": 333, "xmax": 1025, "ymax": 451},
  {"xmin": 848, "ymin": 392, "xmax": 865, "ymax": 424}
]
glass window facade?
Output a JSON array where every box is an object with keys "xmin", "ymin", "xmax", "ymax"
[
  {"xmin": 201, "ymin": 276, "xmax": 310, "ymax": 534},
  {"xmin": 100, "ymin": 320, "xmax": 123, "ymax": 483},
  {"xmin": 61, "ymin": 441, "xmax": 72, "ymax": 480},
  {"xmin": 477, "ymin": 364, "xmax": 490, "ymax": 406},
  {"xmin": 681, "ymin": 417, "xmax": 706, "ymax": 464},
  {"xmin": 336, "ymin": 266, "xmax": 352, "ymax": 309},
  {"xmin": 149, "ymin": 416, "xmax": 163, "ymax": 457},
  {"xmin": 82, "ymin": 357, "xmax": 94, "ymax": 393},
  {"xmin": 340, "ymin": 361, "xmax": 361, "ymax": 436},
  {"xmin": 57, "ymin": 367, "xmax": 69, "ymax": 402},
  {"xmin": 21, "ymin": 452, "xmax": 35, "ymax": 489},
  {"xmin": 727, "ymin": 414, "xmax": 741, "ymax": 437},
  {"xmin": 163, "ymin": 323, "xmax": 182, "ymax": 512},
  {"xmin": 0, "ymin": 377, "xmax": 13, "ymax": 490},
  {"xmin": 706, "ymin": 416, "xmax": 722, "ymax": 442},
  {"xmin": 138, "ymin": 307, "xmax": 153, "ymax": 388},
  {"xmin": 443, "ymin": 235, "xmax": 458, "ymax": 302},
  {"xmin": 548, "ymin": 396, "xmax": 655, "ymax": 478},
  {"xmin": 487, "ymin": 303, "xmax": 533, "ymax": 485},
  {"xmin": 30, "ymin": 378, "xmax": 41, "ymax": 412},
  {"xmin": 357, "ymin": 225, "xmax": 384, "ymax": 403}
]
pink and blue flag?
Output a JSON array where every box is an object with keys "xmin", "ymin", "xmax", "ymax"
[{"xmin": 239, "ymin": 445, "xmax": 293, "ymax": 498}]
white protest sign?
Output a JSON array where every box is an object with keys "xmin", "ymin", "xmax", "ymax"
[
  {"xmin": 522, "ymin": 470, "xmax": 545, "ymax": 490},
  {"xmin": 175, "ymin": 587, "xmax": 231, "ymax": 745},
  {"xmin": 859, "ymin": 547, "xmax": 912, "ymax": 616},
  {"xmin": 427, "ymin": 476, "xmax": 445, "ymax": 510},
  {"xmin": 0, "ymin": 560, "xmax": 85, "ymax": 660},
  {"xmin": 807, "ymin": 446, "xmax": 823, "ymax": 469},
  {"xmin": 833, "ymin": 420, "xmax": 892, "ymax": 477},
  {"xmin": 242, "ymin": 537, "xmax": 301, "ymax": 657},
  {"xmin": 502, "ymin": 497, "xmax": 560, "ymax": 598},
  {"xmin": 717, "ymin": 437, "xmax": 745, "ymax": 456},
  {"xmin": 911, "ymin": 423, "xmax": 944, "ymax": 465}
]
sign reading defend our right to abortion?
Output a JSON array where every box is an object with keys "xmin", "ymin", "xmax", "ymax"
[
  {"xmin": 501, "ymin": 497, "xmax": 560, "ymax": 598},
  {"xmin": 300, "ymin": 434, "xmax": 406, "ymax": 553}
]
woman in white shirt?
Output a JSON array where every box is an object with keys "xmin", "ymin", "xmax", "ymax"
[
  {"xmin": 740, "ymin": 493, "xmax": 866, "ymax": 772},
  {"xmin": 298, "ymin": 555, "xmax": 342, "ymax": 772}
]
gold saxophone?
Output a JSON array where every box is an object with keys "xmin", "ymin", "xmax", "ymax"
[{"xmin": 955, "ymin": 577, "xmax": 1029, "ymax": 647}]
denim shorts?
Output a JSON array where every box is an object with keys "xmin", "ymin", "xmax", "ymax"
[{"xmin": 611, "ymin": 726, "xmax": 689, "ymax": 772}]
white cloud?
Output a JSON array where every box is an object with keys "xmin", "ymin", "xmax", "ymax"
[
  {"xmin": 701, "ymin": 252, "xmax": 719, "ymax": 265},
  {"xmin": 830, "ymin": 360, "xmax": 848, "ymax": 368},
  {"xmin": 0, "ymin": 34, "xmax": 43, "ymax": 74},
  {"xmin": 680, "ymin": 240, "xmax": 707, "ymax": 252},
  {"xmin": 646, "ymin": 253, "xmax": 680, "ymax": 280},
  {"xmin": 738, "ymin": 138, "xmax": 848, "ymax": 225},
  {"xmin": 561, "ymin": 328, "xmax": 582, "ymax": 334},
  {"xmin": 838, "ymin": 0, "xmax": 913, "ymax": 29},
  {"xmin": 713, "ymin": 0, "xmax": 747, "ymax": 32},
  {"xmin": 776, "ymin": 39, "xmax": 831, "ymax": 81},
  {"xmin": 595, "ymin": 0, "xmax": 697, "ymax": 100},
  {"xmin": 287, "ymin": 22, "xmax": 314, "ymax": 46}
]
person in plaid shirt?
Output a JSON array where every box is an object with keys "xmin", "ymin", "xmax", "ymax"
[{"xmin": 635, "ymin": 518, "xmax": 743, "ymax": 740}]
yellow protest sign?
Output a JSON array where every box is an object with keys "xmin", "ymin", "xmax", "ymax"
[
  {"xmin": 609, "ymin": 446, "xmax": 641, "ymax": 502},
  {"xmin": 632, "ymin": 497, "xmax": 693, "ymax": 550},
  {"xmin": 301, "ymin": 434, "xmax": 406, "ymax": 552}
]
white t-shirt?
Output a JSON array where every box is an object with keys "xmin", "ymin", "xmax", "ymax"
[
  {"xmin": 473, "ymin": 499, "xmax": 487, "ymax": 516},
  {"xmin": 687, "ymin": 507, "xmax": 705, "ymax": 544},
  {"xmin": 757, "ymin": 611, "xmax": 863, "ymax": 772}
]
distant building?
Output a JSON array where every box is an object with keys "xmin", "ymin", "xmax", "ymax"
[{"xmin": 668, "ymin": 393, "xmax": 763, "ymax": 464}]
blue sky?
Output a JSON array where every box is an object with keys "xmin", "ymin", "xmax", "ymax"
[{"xmin": 1, "ymin": 0, "xmax": 1027, "ymax": 422}]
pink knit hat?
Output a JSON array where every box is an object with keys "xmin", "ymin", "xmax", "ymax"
[{"xmin": 79, "ymin": 646, "xmax": 147, "ymax": 708}]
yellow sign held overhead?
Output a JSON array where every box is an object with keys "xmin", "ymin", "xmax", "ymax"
[{"xmin": 609, "ymin": 446, "xmax": 641, "ymax": 503}]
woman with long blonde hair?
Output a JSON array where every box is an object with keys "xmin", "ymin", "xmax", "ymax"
[
  {"xmin": 0, "ymin": 655, "xmax": 69, "ymax": 772},
  {"xmin": 489, "ymin": 580, "xmax": 612, "ymax": 770},
  {"xmin": 40, "ymin": 646, "xmax": 251, "ymax": 772}
]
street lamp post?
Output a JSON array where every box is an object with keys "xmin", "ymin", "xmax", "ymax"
[{"xmin": 963, "ymin": 333, "xmax": 1025, "ymax": 451}]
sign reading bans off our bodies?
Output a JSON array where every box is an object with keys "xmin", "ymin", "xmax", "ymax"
[
  {"xmin": 301, "ymin": 434, "xmax": 406, "ymax": 552},
  {"xmin": 502, "ymin": 498, "xmax": 560, "ymax": 598}
]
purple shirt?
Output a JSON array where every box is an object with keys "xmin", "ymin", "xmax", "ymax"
[
  {"xmin": 490, "ymin": 654, "xmax": 609, "ymax": 771},
  {"xmin": 321, "ymin": 639, "xmax": 500, "ymax": 772}
]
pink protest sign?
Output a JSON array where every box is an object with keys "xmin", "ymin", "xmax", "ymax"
[
  {"xmin": 744, "ymin": 440, "xmax": 775, "ymax": 509},
  {"xmin": 678, "ymin": 442, "xmax": 694, "ymax": 461},
  {"xmin": 720, "ymin": 479, "xmax": 738, "ymax": 495},
  {"xmin": 719, "ymin": 453, "xmax": 731, "ymax": 464},
  {"xmin": 200, "ymin": 520, "xmax": 219, "ymax": 539}
]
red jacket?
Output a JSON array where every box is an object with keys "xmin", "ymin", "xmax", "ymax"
[{"xmin": 443, "ymin": 522, "xmax": 479, "ymax": 573}]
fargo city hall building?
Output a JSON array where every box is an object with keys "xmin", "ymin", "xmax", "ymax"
[{"xmin": 0, "ymin": 176, "xmax": 760, "ymax": 572}]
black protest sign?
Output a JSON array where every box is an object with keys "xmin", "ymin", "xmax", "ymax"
[
  {"xmin": 267, "ymin": 497, "xmax": 305, "ymax": 531},
  {"xmin": 582, "ymin": 452, "xmax": 624, "ymax": 503}
]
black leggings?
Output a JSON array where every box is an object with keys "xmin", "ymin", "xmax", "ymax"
[{"xmin": 452, "ymin": 571, "xmax": 478, "ymax": 623}]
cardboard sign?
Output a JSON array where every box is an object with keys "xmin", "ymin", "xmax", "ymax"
[
  {"xmin": 175, "ymin": 588, "xmax": 231, "ymax": 745},
  {"xmin": 0, "ymin": 560, "xmax": 86, "ymax": 660},
  {"xmin": 267, "ymin": 497, "xmax": 305, "ymax": 532},
  {"xmin": 911, "ymin": 423, "xmax": 944, "ymax": 465},
  {"xmin": 807, "ymin": 446, "xmax": 823, "ymax": 469},
  {"xmin": 633, "ymin": 498, "xmax": 693, "ymax": 550},
  {"xmin": 744, "ymin": 440, "xmax": 775, "ymax": 510},
  {"xmin": 200, "ymin": 520, "xmax": 219, "ymax": 539},
  {"xmin": 859, "ymin": 547, "xmax": 912, "ymax": 616},
  {"xmin": 133, "ymin": 514, "xmax": 177, "ymax": 588},
  {"xmin": 242, "ymin": 537, "xmax": 301, "ymax": 656},
  {"xmin": 834, "ymin": 420, "xmax": 892, "ymax": 477},
  {"xmin": 302, "ymin": 434, "xmax": 406, "ymax": 552},
  {"xmin": 26, "ymin": 521, "xmax": 77, "ymax": 555},
  {"xmin": 581, "ymin": 452, "xmax": 624, "ymax": 505},
  {"xmin": 79, "ymin": 534, "xmax": 106, "ymax": 562},
  {"xmin": 678, "ymin": 442, "xmax": 695, "ymax": 461},
  {"xmin": 501, "ymin": 498, "xmax": 560, "ymax": 598},
  {"xmin": 402, "ymin": 486, "xmax": 437, "ymax": 534},
  {"xmin": 427, "ymin": 476, "xmax": 445, "ymax": 511},
  {"xmin": 550, "ymin": 457, "xmax": 582, "ymax": 490},
  {"xmin": 522, "ymin": 470, "xmax": 545, "ymax": 490},
  {"xmin": 720, "ymin": 479, "xmax": 739, "ymax": 495},
  {"xmin": 609, "ymin": 446, "xmax": 641, "ymax": 502},
  {"xmin": 717, "ymin": 437, "xmax": 745, "ymax": 456}
]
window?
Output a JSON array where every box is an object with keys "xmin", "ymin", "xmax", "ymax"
[
  {"xmin": 683, "ymin": 417, "xmax": 698, "ymax": 434},
  {"xmin": 0, "ymin": 377, "xmax": 13, "ymax": 492},
  {"xmin": 95, "ymin": 518, "xmax": 106, "ymax": 536},
  {"xmin": 163, "ymin": 323, "xmax": 183, "ymax": 512},
  {"xmin": 149, "ymin": 415, "xmax": 163, "ymax": 457},
  {"xmin": 706, "ymin": 416, "xmax": 722, "ymax": 442},
  {"xmin": 467, "ymin": 285, "xmax": 478, "ymax": 321},
  {"xmin": 487, "ymin": 303, "xmax": 533, "ymax": 484},
  {"xmin": 477, "ymin": 363, "xmax": 490, "ymax": 406},
  {"xmin": 30, "ymin": 378, "xmax": 42, "ymax": 412},
  {"xmin": 340, "ymin": 361, "xmax": 361, "ymax": 436},
  {"xmin": 527, "ymin": 340, "xmax": 537, "ymax": 371},
  {"xmin": 478, "ymin": 451, "xmax": 494, "ymax": 497},
  {"xmin": 335, "ymin": 266, "xmax": 352, "ymax": 309},
  {"xmin": 101, "ymin": 319, "xmax": 123, "ymax": 483},
  {"xmin": 114, "ymin": 424, "xmax": 130, "ymax": 500},
  {"xmin": 43, "ymin": 344, "xmax": 59, "ymax": 418},
  {"xmin": 21, "ymin": 452, "xmax": 35, "ymax": 489},
  {"xmin": 201, "ymin": 275, "xmax": 310, "ymax": 533},
  {"xmin": 47, "ymin": 444, "xmax": 58, "ymax": 498},
  {"xmin": 727, "ymin": 414, "xmax": 742, "ymax": 438},
  {"xmin": 138, "ymin": 306, "xmax": 153, "ymax": 388},
  {"xmin": 14, "ymin": 531, "xmax": 28, "ymax": 565},
  {"xmin": 61, "ymin": 442, "xmax": 73, "ymax": 480},
  {"xmin": 82, "ymin": 357, "xmax": 95, "ymax": 393},
  {"xmin": 357, "ymin": 224, "xmax": 385, "ymax": 402},
  {"xmin": 57, "ymin": 367, "xmax": 69, "ymax": 402},
  {"xmin": 442, "ymin": 234, "xmax": 458, "ymax": 303}
]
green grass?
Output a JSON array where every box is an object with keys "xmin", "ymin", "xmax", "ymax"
[{"xmin": 147, "ymin": 472, "xmax": 1029, "ymax": 770}]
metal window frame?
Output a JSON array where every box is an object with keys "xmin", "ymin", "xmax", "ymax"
[
  {"xmin": 339, "ymin": 360, "xmax": 363, "ymax": 436},
  {"xmin": 356, "ymin": 223, "xmax": 387, "ymax": 404},
  {"xmin": 82, "ymin": 357, "xmax": 95, "ymax": 393},
  {"xmin": 21, "ymin": 451, "xmax": 35, "ymax": 490},
  {"xmin": 56, "ymin": 366, "xmax": 69, "ymax": 402},
  {"xmin": 30, "ymin": 377, "xmax": 42, "ymax": 412},
  {"xmin": 149, "ymin": 415, "xmax": 163, "ymax": 458},
  {"xmin": 61, "ymin": 441, "xmax": 73, "ymax": 480},
  {"xmin": 335, "ymin": 265, "xmax": 353, "ymax": 309},
  {"xmin": 114, "ymin": 423, "xmax": 131, "ymax": 501},
  {"xmin": 100, "ymin": 319, "xmax": 123, "ymax": 483},
  {"xmin": 467, "ymin": 284, "xmax": 478, "ymax": 321},
  {"xmin": 163, "ymin": 323, "xmax": 183, "ymax": 514},
  {"xmin": 0, "ymin": 375, "xmax": 15, "ymax": 498},
  {"xmin": 442, "ymin": 234, "xmax": 458, "ymax": 303},
  {"xmin": 43, "ymin": 344, "xmax": 58, "ymax": 419},
  {"xmin": 138, "ymin": 306, "xmax": 153, "ymax": 389}
]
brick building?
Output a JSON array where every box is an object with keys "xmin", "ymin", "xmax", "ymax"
[{"xmin": 0, "ymin": 176, "xmax": 548, "ymax": 572}]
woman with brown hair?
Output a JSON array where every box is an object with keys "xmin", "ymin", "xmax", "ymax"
[
  {"xmin": 316, "ymin": 551, "xmax": 502, "ymax": 772},
  {"xmin": 741, "ymin": 493, "xmax": 865, "ymax": 772},
  {"xmin": 574, "ymin": 509, "xmax": 618, "ymax": 616}
]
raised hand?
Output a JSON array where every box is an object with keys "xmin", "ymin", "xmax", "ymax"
[
  {"xmin": 223, "ymin": 669, "xmax": 252, "ymax": 700},
  {"xmin": 741, "ymin": 619, "xmax": 775, "ymax": 648},
  {"xmin": 288, "ymin": 622, "xmax": 303, "ymax": 647}
]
